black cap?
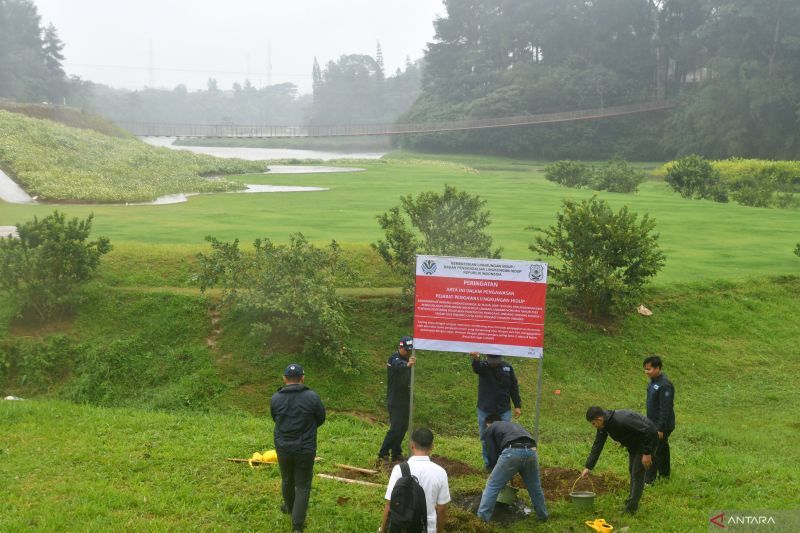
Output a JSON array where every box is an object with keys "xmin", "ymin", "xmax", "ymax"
[
  {"xmin": 284, "ymin": 363, "xmax": 304, "ymax": 377},
  {"xmin": 398, "ymin": 336, "xmax": 413, "ymax": 351}
]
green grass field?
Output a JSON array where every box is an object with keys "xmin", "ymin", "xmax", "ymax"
[
  {"xmin": 2, "ymin": 277, "xmax": 799, "ymax": 531},
  {"xmin": 2, "ymin": 141, "xmax": 800, "ymax": 531},
  {"xmin": 1, "ymin": 153, "xmax": 797, "ymax": 284}
]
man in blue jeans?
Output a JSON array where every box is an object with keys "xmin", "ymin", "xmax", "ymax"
[
  {"xmin": 477, "ymin": 414, "xmax": 548, "ymax": 523},
  {"xmin": 470, "ymin": 352, "xmax": 521, "ymax": 469}
]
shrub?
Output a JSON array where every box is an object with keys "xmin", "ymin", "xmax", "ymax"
[
  {"xmin": 591, "ymin": 157, "xmax": 647, "ymax": 193},
  {"xmin": 0, "ymin": 211, "xmax": 111, "ymax": 319},
  {"xmin": 373, "ymin": 185, "xmax": 502, "ymax": 299},
  {"xmin": 665, "ymin": 155, "xmax": 728, "ymax": 202},
  {"xmin": 544, "ymin": 161, "xmax": 593, "ymax": 188},
  {"xmin": 529, "ymin": 196, "xmax": 666, "ymax": 320},
  {"xmin": 196, "ymin": 233, "xmax": 356, "ymax": 371}
]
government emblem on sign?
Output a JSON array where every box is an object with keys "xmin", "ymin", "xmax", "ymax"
[
  {"xmin": 421, "ymin": 259, "xmax": 437, "ymax": 275},
  {"xmin": 529, "ymin": 264, "xmax": 544, "ymax": 281}
]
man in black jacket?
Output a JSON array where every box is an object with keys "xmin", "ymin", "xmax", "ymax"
[
  {"xmin": 581, "ymin": 406, "xmax": 659, "ymax": 514},
  {"xmin": 470, "ymin": 352, "xmax": 521, "ymax": 469},
  {"xmin": 271, "ymin": 363, "xmax": 326, "ymax": 533},
  {"xmin": 378, "ymin": 336, "xmax": 416, "ymax": 463},
  {"xmin": 643, "ymin": 355, "xmax": 675, "ymax": 483}
]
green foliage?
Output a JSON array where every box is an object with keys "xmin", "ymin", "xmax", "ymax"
[
  {"xmin": 0, "ymin": 110, "xmax": 263, "ymax": 202},
  {"xmin": 530, "ymin": 196, "xmax": 665, "ymax": 320},
  {"xmin": 591, "ymin": 157, "xmax": 647, "ymax": 193},
  {"xmin": 544, "ymin": 160, "xmax": 593, "ymax": 188},
  {"xmin": 664, "ymin": 154, "xmax": 728, "ymax": 201},
  {"xmin": 373, "ymin": 185, "xmax": 502, "ymax": 297},
  {"xmin": 196, "ymin": 233, "xmax": 356, "ymax": 371},
  {"xmin": 0, "ymin": 211, "xmax": 111, "ymax": 319},
  {"xmin": 0, "ymin": 0, "xmax": 67, "ymax": 103},
  {"xmin": 0, "ymin": 334, "xmax": 74, "ymax": 392},
  {"xmin": 660, "ymin": 157, "xmax": 799, "ymax": 208},
  {"xmin": 544, "ymin": 158, "xmax": 646, "ymax": 193}
]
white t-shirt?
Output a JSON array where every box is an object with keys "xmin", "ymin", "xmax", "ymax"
[{"xmin": 384, "ymin": 455, "xmax": 451, "ymax": 533}]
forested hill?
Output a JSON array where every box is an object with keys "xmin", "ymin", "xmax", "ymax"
[{"xmin": 398, "ymin": 0, "xmax": 800, "ymax": 161}]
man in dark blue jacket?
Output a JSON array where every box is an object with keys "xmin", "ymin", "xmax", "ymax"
[
  {"xmin": 643, "ymin": 355, "xmax": 675, "ymax": 483},
  {"xmin": 470, "ymin": 352, "xmax": 521, "ymax": 469},
  {"xmin": 271, "ymin": 363, "xmax": 326, "ymax": 533},
  {"xmin": 581, "ymin": 406, "xmax": 659, "ymax": 514},
  {"xmin": 378, "ymin": 336, "xmax": 416, "ymax": 463}
]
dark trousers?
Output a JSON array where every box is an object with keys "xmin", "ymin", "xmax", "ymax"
[
  {"xmin": 277, "ymin": 452, "xmax": 315, "ymax": 530},
  {"xmin": 378, "ymin": 403, "xmax": 409, "ymax": 458},
  {"xmin": 626, "ymin": 451, "xmax": 646, "ymax": 513},
  {"xmin": 645, "ymin": 432, "xmax": 671, "ymax": 483}
]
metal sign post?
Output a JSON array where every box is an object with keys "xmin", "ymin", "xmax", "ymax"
[
  {"xmin": 408, "ymin": 348, "xmax": 416, "ymax": 457},
  {"xmin": 534, "ymin": 356, "xmax": 544, "ymax": 443}
]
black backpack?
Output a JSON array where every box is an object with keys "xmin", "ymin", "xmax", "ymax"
[{"xmin": 388, "ymin": 462, "xmax": 427, "ymax": 533}]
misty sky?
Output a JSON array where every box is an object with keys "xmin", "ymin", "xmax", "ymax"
[{"xmin": 34, "ymin": 0, "xmax": 444, "ymax": 94}]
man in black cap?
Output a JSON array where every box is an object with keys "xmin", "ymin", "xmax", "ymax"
[
  {"xmin": 470, "ymin": 352, "xmax": 521, "ymax": 469},
  {"xmin": 581, "ymin": 406, "xmax": 659, "ymax": 514},
  {"xmin": 271, "ymin": 363, "xmax": 326, "ymax": 533},
  {"xmin": 378, "ymin": 336, "xmax": 416, "ymax": 463},
  {"xmin": 643, "ymin": 355, "xmax": 675, "ymax": 484}
]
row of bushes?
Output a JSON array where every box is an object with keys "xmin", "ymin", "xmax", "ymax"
[
  {"xmin": 661, "ymin": 156, "xmax": 800, "ymax": 208},
  {"xmin": 543, "ymin": 157, "xmax": 647, "ymax": 193}
]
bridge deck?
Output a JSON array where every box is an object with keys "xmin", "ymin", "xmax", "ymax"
[{"xmin": 119, "ymin": 100, "xmax": 674, "ymax": 138}]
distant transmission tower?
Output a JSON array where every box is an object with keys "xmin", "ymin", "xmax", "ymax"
[
  {"xmin": 148, "ymin": 39, "xmax": 155, "ymax": 87},
  {"xmin": 267, "ymin": 41, "xmax": 272, "ymax": 87}
]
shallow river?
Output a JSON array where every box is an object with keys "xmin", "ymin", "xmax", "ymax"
[
  {"xmin": 142, "ymin": 137, "xmax": 386, "ymax": 161},
  {"xmin": 0, "ymin": 139, "xmax": 382, "ymax": 205}
]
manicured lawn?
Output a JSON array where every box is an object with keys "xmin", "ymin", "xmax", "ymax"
[{"xmin": 1, "ymin": 154, "xmax": 798, "ymax": 284}]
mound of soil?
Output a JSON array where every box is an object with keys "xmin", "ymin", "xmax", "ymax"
[
  {"xmin": 374, "ymin": 454, "xmax": 483, "ymax": 478},
  {"xmin": 450, "ymin": 467, "xmax": 627, "ymax": 526},
  {"xmin": 517, "ymin": 467, "xmax": 626, "ymax": 501}
]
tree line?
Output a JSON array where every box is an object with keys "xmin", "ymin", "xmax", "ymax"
[
  {"xmin": 397, "ymin": 0, "xmax": 800, "ymax": 160},
  {"xmin": 3, "ymin": 0, "xmax": 800, "ymax": 160}
]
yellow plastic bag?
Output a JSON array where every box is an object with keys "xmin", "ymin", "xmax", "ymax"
[{"xmin": 248, "ymin": 449, "xmax": 278, "ymax": 468}]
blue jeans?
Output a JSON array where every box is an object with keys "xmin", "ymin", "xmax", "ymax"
[
  {"xmin": 477, "ymin": 408, "xmax": 512, "ymax": 467},
  {"xmin": 477, "ymin": 447, "xmax": 548, "ymax": 522}
]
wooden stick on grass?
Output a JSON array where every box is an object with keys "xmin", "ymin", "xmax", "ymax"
[{"xmin": 317, "ymin": 474, "xmax": 382, "ymax": 487}]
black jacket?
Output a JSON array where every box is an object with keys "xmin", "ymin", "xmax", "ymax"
[
  {"xmin": 585, "ymin": 409, "xmax": 659, "ymax": 470},
  {"xmin": 472, "ymin": 359, "xmax": 521, "ymax": 414},
  {"xmin": 484, "ymin": 421, "xmax": 536, "ymax": 468},
  {"xmin": 386, "ymin": 351, "xmax": 412, "ymax": 407},
  {"xmin": 646, "ymin": 373, "xmax": 675, "ymax": 433},
  {"xmin": 270, "ymin": 384, "xmax": 326, "ymax": 454}
]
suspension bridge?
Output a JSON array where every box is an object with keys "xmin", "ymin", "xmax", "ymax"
[{"xmin": 118, "ymin": 100, "xmax": 674, "ymax": 138}]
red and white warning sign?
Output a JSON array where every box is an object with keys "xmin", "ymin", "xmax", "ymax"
[{"xmin": 413, "ymin": 255, "xmax": 548, "ymax": 358}]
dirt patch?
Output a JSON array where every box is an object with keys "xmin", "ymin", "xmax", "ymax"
[
  {"xmin": 521, "ymin": 467, "xmax": 626, "ymax": 501},
  {"xmin": 452, "ymin": 492, "xmax": 534, "ymax": 527},
  {"xmin": 375, "ymin": 454, "xmax": 483, "ymax": 478},
  {"xmin": 431, "ymin": 455, "xmax": 484, "ymax": 477},
  {"xmin": 331, "ymin": 467, "xmax": 380, "ymax": 482},
  {"xmin": 450, "ymin": 468, "xmax": 626, "ymax": 527}
]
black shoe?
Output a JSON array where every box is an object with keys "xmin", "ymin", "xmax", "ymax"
[{"xmin": 391, "ymin": 454, "xmax": 406, "ymax": 462}]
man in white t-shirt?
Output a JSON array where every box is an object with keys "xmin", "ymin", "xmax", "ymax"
[{"xmin": 380, "ymin": 428, "xmax": 451, "ymax": 533}]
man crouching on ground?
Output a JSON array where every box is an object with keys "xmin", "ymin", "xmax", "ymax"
[{"xmin": 477, "ymin": 413, "xmax": 548, "ymax": 523}]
